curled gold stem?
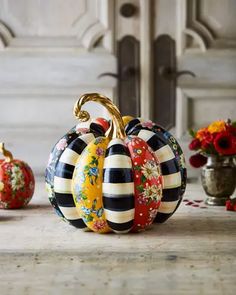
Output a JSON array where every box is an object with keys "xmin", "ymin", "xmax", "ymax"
[
  {"xmin": 0, "ymin": 143, "xmax": 13, "ymax": 162},
  {"xmin": 73, "ymin": 93, "xmax": 126, "ymax": 139}
]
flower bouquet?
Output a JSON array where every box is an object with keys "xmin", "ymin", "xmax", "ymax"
[
  {"xmin": 189, "ymin": 120, "xmax": 236, "ymax": 168},
  {"xmin": 188, "ymin": 120, "xmax": 236, "ymax": 206}
]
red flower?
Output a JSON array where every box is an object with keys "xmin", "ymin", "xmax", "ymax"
[
  {"xmin": 226, "ymin": 125, "xmax": 236, "ymax": 136},
  {"xmin": 213, "ymin": 131, "xmax": 236, "ymax": 155},
  {"xmin": 189, "ymin": 139, "xmax": 201, "ymax": 150},
  {"xmin": 201, "ymin": 133, "xmax": 215, "ymax": 150},
  {"xmin": 189, "ymin": 153, "xmax": 207, "ymax": 168}
]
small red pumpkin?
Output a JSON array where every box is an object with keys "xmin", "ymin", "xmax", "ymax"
[{"xmin": 0, "ymin": 143, "xmax": 35, "ymax": 209}]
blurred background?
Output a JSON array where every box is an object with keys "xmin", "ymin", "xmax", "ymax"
[{"xmin": 0, "ymin": 0, "xmax": 236, "ymax": 178}]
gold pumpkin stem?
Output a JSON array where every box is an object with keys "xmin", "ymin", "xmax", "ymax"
[
  {"xmin": 106, "ymin": 120, "xmax": 114, "ymax": 140},
  {"xmin": 0, "ymin": 143, "xmax": 13, "ymax": 162},
  {"xmin": 73, "ymin": 93, "xmax": 126, "ymax": 139}
]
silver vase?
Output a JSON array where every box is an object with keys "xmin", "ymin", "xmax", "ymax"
[{"xmin": 201, "ymin": 155, "xmax": 236, "ymax": 206}]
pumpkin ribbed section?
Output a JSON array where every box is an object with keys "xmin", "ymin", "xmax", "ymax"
[
  {"xmin": 45, "ymin": 121, "xmax": 106, "ymax": 227},
  {"xmin": 71, "ymin": 136, "xmax": 163, "ymax": 234},
  {"xmin": 125, "ymin": 118, "xmax": 187, "ymax": 223},
  {"xmin": 103, "ymin": 138, "xmax": 135, "ymax": 233}
]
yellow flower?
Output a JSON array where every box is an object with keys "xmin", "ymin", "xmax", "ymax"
[
  {"xmin": 208, "ymin": 120, "xmax": 226, "ymax": 134},
  {"xmin": 0, "ymin": 181, "xmax": 4, "ymax": 192}
]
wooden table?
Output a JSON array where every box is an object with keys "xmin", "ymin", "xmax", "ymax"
[{"xmin": 0, "ymin": 179, "xmax": 235, "ymax": 295}]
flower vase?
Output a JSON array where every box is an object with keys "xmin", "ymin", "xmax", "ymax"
[{"xmin": 201, "ymin": 155, "xmax": 236, "ymax": 205}]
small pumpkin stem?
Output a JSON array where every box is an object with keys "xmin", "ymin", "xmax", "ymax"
[
  {"xmin": 74, "ymin": 93, "xmax": 126, "ymax": 139},
  {"xmin": 0, "ymin": 143, "xmax": 14, "ymax": 162}
]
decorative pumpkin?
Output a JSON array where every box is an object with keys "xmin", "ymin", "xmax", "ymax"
[
  {"xmin": 72, "ymin": 94, "xmax": 163, "ymax": 234},
  {"xmin": 124, "ymin": 118, "xmax": 187, "ymax": 223},
  {"xmin": 0, "ymin": 143, "xmax": 35, "ymax": 209},
  {"xmin": 46, "ymin": 93, "xmax": 186, "ymax": 234},
  {"xmin": 45, "ymin": 116, "xmax": 110, "ymax": 228}
]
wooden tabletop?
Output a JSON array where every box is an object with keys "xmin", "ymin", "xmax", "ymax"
[{"xmin": 0, "ymin": 179, "xmax": 235, "ymax": 295}]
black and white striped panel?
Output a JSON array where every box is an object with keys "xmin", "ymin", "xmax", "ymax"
[
  {"xmin": 154, "ymin": 125, "xmax": 187, "ymax": 196},
  {"xmin": 134, "ymin": 128, "xmax": 182, "ymax": 223},
  {"xmin": 46, "ymin": 121, "xmax": 105, "ymax": 219},
  {"xmin": 103, "ymin": 139, "xmax": 134, "ymax": 234},
  {"xmin": 124, "ymin": 118, "xmax": 142, "ymax": 134},
  {"xmin": 45, "ymin": 128, "xmax": 78, "ymax": 218},
  {"xmin": 54, "ymin": 133, "xmax": 96, "ymax": 228}
]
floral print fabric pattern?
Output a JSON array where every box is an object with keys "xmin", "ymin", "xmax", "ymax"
[
  {"xmin": 0, "ymin": 160, "xmax": 35, "ymax": 209},
  {"xmin": 10, "ymin": 166, "xmax": 25, "ymax": 191},
  {"xmin": 126, "ymin": 136, "xmax": 162, "ymax": 231},
  {"xmin": 72, "ymin": 137, "xmax": 111, "ymax": 233}
]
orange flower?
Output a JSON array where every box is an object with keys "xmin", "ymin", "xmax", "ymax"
[
  {"xmin": 196, "ymin": 127, "xmax": 208, "ymax": 141},
  {"xmin": 208, "ymin": 120, "xmax": 226, "ymax": 134}
]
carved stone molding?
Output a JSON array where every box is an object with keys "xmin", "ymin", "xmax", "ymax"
[
  {"xmin": 0, "ymin": 0, "xmax": 113, "ymax": 52},
  {"xmin": 186, "ymin": 0, "xmax": 236, "ymax": 49},
  {"xmin": 176, "ymin": 87, "xmax": 236, "ymax": 138},
  {"xmin": 186, "ymin": 0, "xmax": 213, "ymax": 48},
  {"xmin": 183, "ymin": 28, "xmax": 207, "ymax": 52}
]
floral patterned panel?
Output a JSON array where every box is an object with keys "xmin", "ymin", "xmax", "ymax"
[
  {"xmin": 126, "ymin": 136, "xmax": 162, "ymax": 231},
  {"xmin": 0, "ymin": 160, "xmax": 35, "ymax": 209},
  {"xmin": 72, "ymin": 137, "xmax": 111, "ymax": 233}
]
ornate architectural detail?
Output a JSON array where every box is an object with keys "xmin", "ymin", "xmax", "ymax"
[
  {"xmin": 186, "ymin": 0, "xmax": 236, "ymax": 49},
  {"xmin": 73, "ymin": 0, "xmax": 112, "ymax": 50},
  {"xmin": 183, "ymin": 28, "xmax": 207, "ymax": 52},
  {"xmin": 0, "ymin": 0, "xmax": 113, "ymax": 52},
  {"xmin": 186, "ymin": 0, "xmax": 213, "ymax": 48}
]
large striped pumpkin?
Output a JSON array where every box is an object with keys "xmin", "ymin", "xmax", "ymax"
[
  {"xmin": 71, "ymin": 94, "xmax": 163, "ymax": 233},
  {"xmin": 46, "ymin": 93, "xmax": 186, "ymax": 234}
]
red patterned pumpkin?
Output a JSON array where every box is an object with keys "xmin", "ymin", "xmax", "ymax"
[{"xmin": 0, "ymin": 143, "xmax": 35, "ymax": 209}]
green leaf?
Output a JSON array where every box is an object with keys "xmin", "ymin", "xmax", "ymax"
[
  {"xmin": 84, "ymin": 165, "xmax": 90, "ymax": 172},
  {"xmin": 86, "ymin": 215, "xmax": 94, "ymax": 222},
  {"xmin": 90, "ymin": 157, "xmax": 99, "ymax": 166},
  {"xmin": 133, "ymin": 166, "xmax": 141, "ymax": 171},
  {"xmin": 81, "ymin": 193, "xmax": 87, "ymax": 200},
  {"xmin": 141, "ymin": 175, "xmax": 146, "ymax": 183},
  {"xmin": 137, "ymin": 185, "xmax": 144, "ymax": 192},
  {"xmin": 188, "ymin": 129, "xmax": 196, "ymax": 138}
]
